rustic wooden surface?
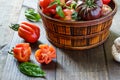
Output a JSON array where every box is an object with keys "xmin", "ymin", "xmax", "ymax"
[
  {"xmin": 0, "ymin": 0, "xmax": 24, "ymax": 79},
  {"xmin": 0, "ymin": 0, "xmax": 120, "ymax": 80}
]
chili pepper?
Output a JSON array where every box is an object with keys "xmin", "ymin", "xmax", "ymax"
[
  {"xmin": 35, "ymin": 44, "xmax": 56, "ymax": 64},
  {"xmin": 10, "ymin": 22, "xmax": 40, "ymax": 43},
  {"xmin": 76, "ymin": 0, "xmax": 103, "ymax": 20},
  {"xmin": 8, "ymin": 43, "xmax": 31, "ymax": 62}
]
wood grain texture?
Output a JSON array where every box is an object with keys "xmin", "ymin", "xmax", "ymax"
[
  {"xmin": 1, "ymin": 2, "xmax": 56, "ymax": 79},
  {"xmin": 0, "ymin": 0, "xmax": 24, "ymax": 79},
  {"xmin": 56, "ymin": 46, "xmax": 108, "ymax": 80},
  {"xmin": 0, "ymin": 0, "xmax": 24, "ymax": 47},
  {"xmin": 1, "ymin": 0, "xmax": 120, "ymax": 80},
  {"xmin": 103, "ymin": 0, "xmax": 120, "ymax": 80}
]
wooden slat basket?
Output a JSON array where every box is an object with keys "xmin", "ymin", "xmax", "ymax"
[{"xmin": 38, "ymin": 0, "xmax": 117, "ymax": 50}]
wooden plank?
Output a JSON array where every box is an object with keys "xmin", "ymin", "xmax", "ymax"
[
  {"xmin": 103, "ymin": 0, "xmax": 120, "ymax": 79},
  {"xmin": 56, "ymin": 45, "xmax": 108, "ymax": 80},
  {"xmin": 103, "ymin": 0, "xmax": 120, "ymax": 80},
  {"xmin": 0, "ymin": 0, "xmax": 24, "ymax": 79},
  {"xmin": 0, "ymin": 0, "xmax": 24, "ymax": 48},
  {"xmin": 1, "ymin": 1, "xmax": 56, "ymax": 80}
]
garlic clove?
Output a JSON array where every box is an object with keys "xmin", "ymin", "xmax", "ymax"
[
  {"xmin": 114, "ymin": 37, "xmax": 120, "ymax": 53},
  {"xmin": 112, "ymin": 44, "xmax": 120, "ymax": 62}
]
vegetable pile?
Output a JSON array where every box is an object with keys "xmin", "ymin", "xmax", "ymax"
[{"xmin": 39, "ymin": 0, "xmax": 112, "ymax": 21}]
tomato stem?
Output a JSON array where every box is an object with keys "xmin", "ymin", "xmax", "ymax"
[
  {"xmin": 8, "ymin": 47, "xmax": 14, "ymax": 55},
  {"xmin": 86, "ymin": 0, "xmax": 95, "ymax": 8}
]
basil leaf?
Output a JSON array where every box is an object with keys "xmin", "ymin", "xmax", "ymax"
[
  {"xmin": 19, "ymin": 62, "xmax": 46, "ymax": 77},
  {"xmin": 70, "ymin": 1, "xmax": 77, "ymax": 9},
  {"xmin": 56, "ymin": 6, "xmax": 64, "ymax": 18},
  {"xmin": 48, "ymin": 1, "xmax": 57, "ymax": 8},
  {"xmin": 72, "ymin": 11, "xmax": 78, "ymax": 20},
  {"xmin": 25, "ymin": 9, "xmax": 41, "ymax": 22},
  {"xmin": 56, "ymin": 0, "xmax": 60, "ymax": 5}
]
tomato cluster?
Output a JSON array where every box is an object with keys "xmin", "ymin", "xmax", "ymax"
[
  {"xmin": 39, "ymin": 0, "xmax": 77, "ymax": 21},
  {"xmin": 39, "ymin": 0, "xmax": 112, "ymax": 21}
]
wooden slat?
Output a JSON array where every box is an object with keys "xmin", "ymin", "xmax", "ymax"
[
  {"xmin": 0, "ymin": 0, "xmax": 24, "ymax": 79},
  {"xmin": 103, "ymin": 0, "xmax": 120, "ymax": 80},
  {"xmin": 56, "ymin": 45, "xmax": 108, "ymax": 80},
  {"xmin": 1, "ymin": 1, "xmax": 56, "ymax": 80},
  {"xmin": 0, "ymin": 0, "xmax": 24, "ymax": 48}
]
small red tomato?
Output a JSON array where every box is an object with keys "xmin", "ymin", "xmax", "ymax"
[
  {"xmin": 102, "ymin": 0, "xmax": 111, "ymax": 4},
  {"xmin": 39, "ymin": 0, "xmax": 50, "ymax": 9},
  {"xmin": 101, "ymin": 4, "xmax": 112, "ymax": 16},
  {"xmin": 49, "ymin": 9, "xmax": 56, "ymax": 15},
  {"xmin": 62, "ymin": 9, "xmax": 73, "ymax": 20},
  {"xmin": 66, "ymin": 0, "xmax": 73, "ymax": 6}
]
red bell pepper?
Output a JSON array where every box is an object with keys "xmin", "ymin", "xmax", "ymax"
[
  {"xmin": 9, "ymin": 43, "xmax": 31, "ymax": 62},
  {"xmin": 10, "ymin": 22, "xmax": 40, "ymax": 43},
  {"xmin": 35, "ymin": 44, "xmax": 56, "ymax": 64}
]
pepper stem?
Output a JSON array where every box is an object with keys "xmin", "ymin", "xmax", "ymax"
[
  {"xmin": 8, "ymin": 47, "xmax": 14, "ymax": 55},
  {"xmin": 9, "ymin": 24, "xmax": 20, "ymax": 31}
]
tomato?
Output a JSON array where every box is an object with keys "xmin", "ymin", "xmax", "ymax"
[
  {"xmin": 101, "ymin": 4, "xmax": 112, "ymax": 17},
  {"xmin": 66, "ymin": 0, "xmax": 73, "ymax": 6},
  {"xmin": 35, "ymin": 44, "xmax": 56, "ymax": 64},
  {"xmin": 13, "ymin": 43, "xmax": 31, "ymax": 62},
  {"xmin": 61, "ymin": 9, "xmax": 73, "ymax": 20},
  {"xmin": 76, "ymin": 0, "xmax": 103, "ymax": 20},
  {"xmin": 49, "ymin": 9, "xmax": 56, "ymax": 15},
  {"xmin": 39, "ymin": 0, "xmax": 50, "ymax": 9},
  {"xmin": 102, "ymin": 0, "xmax": 111, "ymax": 4}
]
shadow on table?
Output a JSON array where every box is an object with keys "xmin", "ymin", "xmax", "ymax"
[{"xmin": 56, "ymin": 31, "xmax": 120, "ymax": 72}]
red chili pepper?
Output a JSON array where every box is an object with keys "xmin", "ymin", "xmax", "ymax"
[
  {"xmin": 35, "ymin": 44, "xmax": 56, "ymax": 64},
  {"xmin": 9, "ymin": 43, "xmax": 31, "ymax": 62},
  {"xmin": 10, "ymin": 22, "xmax": 40, "ymax": 43}
]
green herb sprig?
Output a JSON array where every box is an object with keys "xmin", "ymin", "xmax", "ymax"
[{"xmin": 25, "ymin": 9, "xmax": 41, "ymax": 22}]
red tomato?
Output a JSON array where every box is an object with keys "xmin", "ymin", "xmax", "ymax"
[
  {"xmin": 13, "ymin": 43, "xmax": 31, "ymax": 62},
  {"xmin": 102, "ymin": 0, "xmax": 111, "ymax": 4},
  {"xmin": 62, "ymin": 9, "xmax": 73, "ymax": 20},
  {"xmin": 35, "ymin": 44, "xmax": 56, "ymax": 64},
  {"xmin": 39, "ymin": 0, "xmax": 50, "ymax": 9},
  {"xmin": 49, "ymin": 9, "xmax": 56, "ymax": 15}
]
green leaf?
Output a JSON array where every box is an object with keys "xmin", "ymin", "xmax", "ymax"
[
  {"xmin": 25, "ymin": 9, "xmax": 41, "ymax": 22},
  {"xmin": 72, "ymin": 11, "xmax": 78, "ymax": 20},
  {"xmin": 9, "ymin": 24, "xmax": 19, "ymax": 31},
  {"xmin": 56, "ymin": 0, "xmax": 60, "ymax": 5},
  {"xmin": 48, "ymin": 1, "xmax": 57, "ymax": 8},
  {"xmin": 70, "ymin": 1, "xmax": 77, "ymax": 9},
  {"xmin": 56, "ymin": 6, "xmax": 64, "ymax": 18},
  {"xmin": 19, "ymin": 62, "xmax": 46, "ymax": 77}
]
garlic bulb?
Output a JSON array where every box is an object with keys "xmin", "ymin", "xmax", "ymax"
[{"xmin": 112, "ymin": 37, "xmax": 120, "ymax": 62}]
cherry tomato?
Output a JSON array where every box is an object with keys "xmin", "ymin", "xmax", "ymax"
[
  {"xmin": 39, "ymin": 0, "xmax": 50, "ymax": 9},
  {"xmin": 102, "ymin": 0, "xmax": 111, "ymax": 4}
]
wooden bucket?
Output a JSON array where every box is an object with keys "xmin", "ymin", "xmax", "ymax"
[{"xmin": 38, "ymin": 0, "xmax": 117, "ymax": 50}]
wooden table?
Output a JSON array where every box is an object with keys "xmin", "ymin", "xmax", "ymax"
[{"xmin": 0, "ymin": 0, "xmax": 120, "ymax": 80}]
